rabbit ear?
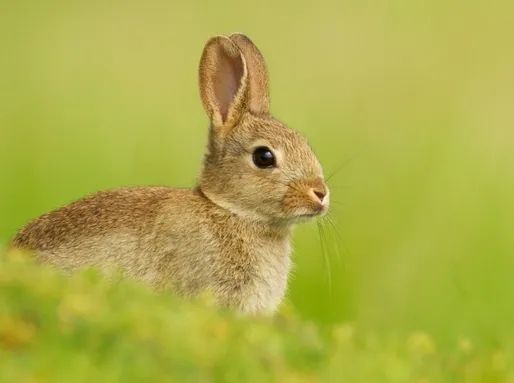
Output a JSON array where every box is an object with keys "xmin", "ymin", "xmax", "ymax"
[
  {"xmin": 229, "ymin": 33, "xmax": 270, "ymax": 115},
  {"xmin": 199, "ymin": 36, "xmax": 248, "ymax": 132}
]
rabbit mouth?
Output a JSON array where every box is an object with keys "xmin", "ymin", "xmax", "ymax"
[
  {"xmin": 310, "ymin": 207, "xmax": 329, "ymax": 217},
  {"xmin": 293, "ymin": 204, "xmax": 329, "ymax": 219}
]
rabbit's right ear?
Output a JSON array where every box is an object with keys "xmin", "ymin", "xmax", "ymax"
[
  {"xmin": 229, "ymin": 34, "xmax": 269, "ymax": 115},
  {"xmin": 199, "ymin": 36, "xmax": 248, "ymax": 134}
]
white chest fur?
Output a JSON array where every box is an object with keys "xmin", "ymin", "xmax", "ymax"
[{"xmin": 238, "ymin": 238, "xmax": 292, "ymax": 315}]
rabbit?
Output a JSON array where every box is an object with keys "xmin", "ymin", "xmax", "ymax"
[{"xmin": 11, "ymin": 33, "xmax": 329, "ymax": 315}]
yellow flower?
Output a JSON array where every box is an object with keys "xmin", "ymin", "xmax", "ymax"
[
  {"xmin": 0, "ymin": 315, "xmax": 36, "ymax": 350},
  {"xmin": 458, "ymin": 338, "xmax": 473, "ymax": 354},
  {"xmin": 407, "ymin": 331, "xmax": 436, "ymax": 356}
]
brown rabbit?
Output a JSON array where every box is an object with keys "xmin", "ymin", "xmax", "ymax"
[{"xmin": 12, "ymin": 33, "xmax": 329, "ymax": 314}]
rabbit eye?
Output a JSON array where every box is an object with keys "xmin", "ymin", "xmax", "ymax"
[{"xmin": 252, "ymin": 146, "xmax": 276, "ymax": 168}]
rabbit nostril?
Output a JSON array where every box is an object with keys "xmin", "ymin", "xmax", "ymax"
[{"xmin": 313, "ymin": 189, "xmax": 326, "ymax": 203}]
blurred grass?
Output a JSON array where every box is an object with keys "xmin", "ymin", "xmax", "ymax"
[
  {"xmin": 1, "ymin": 0, "xmax": 513, "ymax": 354},
  {"xmin": 2, "ymin": 250, "xmax": 513, "ymax": 383}
]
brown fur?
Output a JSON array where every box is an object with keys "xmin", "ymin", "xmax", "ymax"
[{"xmin": 12, "ymin": 34, "xmax": 329, "ymax": 314}]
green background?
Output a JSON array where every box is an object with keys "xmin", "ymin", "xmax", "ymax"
[{"xmin": 1, "ymin": 0, "xmax": 513, "ymax": 346}]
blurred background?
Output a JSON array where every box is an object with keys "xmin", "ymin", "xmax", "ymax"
[{"xmin": 1, "ymin": 0, "xmax": 513, "ymax": 345}]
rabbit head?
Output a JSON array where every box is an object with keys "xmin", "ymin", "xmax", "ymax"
[{"xmin": 198, "ymin": 34, "xmax": 329, "ymax": 224}]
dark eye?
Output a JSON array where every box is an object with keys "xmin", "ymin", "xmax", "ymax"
[{"xmin": 252, "ymin": 146, "xmax": 276, "ymax": 168}]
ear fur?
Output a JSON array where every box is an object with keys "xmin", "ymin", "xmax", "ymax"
[
  {"xmin": 199, "ymin": 36, "xmax": 248, "ymax": 132},
  {"xmin": 229, "ymin": 33, "xmax": 270, "ymax": 115}
]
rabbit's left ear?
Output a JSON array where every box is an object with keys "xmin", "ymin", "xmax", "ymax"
[
  {"xmin": 229, "ymin": 33, "xmax": 270, "ymax": 115},
  {"xmin": 199, "ymin": 36, "xmax": 248, "ymax": 132}
]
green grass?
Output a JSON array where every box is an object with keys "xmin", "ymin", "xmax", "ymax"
[
  {"xmin": 1, "ymin": 0, "xmax": 514, "ymax": 379},
  {"xmin": 1, "ymin": 250, "xmax": 513, "ymax": 383}
]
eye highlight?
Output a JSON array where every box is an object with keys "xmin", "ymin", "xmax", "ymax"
[{"xmin": 252, "ymin": 146, "xmax": 276, "ymax": 168}]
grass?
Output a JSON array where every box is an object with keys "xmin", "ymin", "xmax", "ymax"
[{"xmin": 1, "ymin": 249, "xmax": 513, "ymax": 383}]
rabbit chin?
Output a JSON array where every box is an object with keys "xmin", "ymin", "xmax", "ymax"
[{"xmin": 286, "ymin": 206, "xmax": 329, "ymax": 223}]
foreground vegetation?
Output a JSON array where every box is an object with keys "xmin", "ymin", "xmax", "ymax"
[{"xmin": 1, "ymin": 250, "xmax": 511, "ymax": 383}]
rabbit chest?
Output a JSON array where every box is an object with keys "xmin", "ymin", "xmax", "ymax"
[
  {"xmin": 208, "ymin": 225, "xmax": 293, "ymax": 314},
  {"xmin": 155, "ymin": 201, "xmax": 293, "ymax": 314},
  {"xmin": 237, "ymin": 234, "xmax": 292, "ymax": 314}
]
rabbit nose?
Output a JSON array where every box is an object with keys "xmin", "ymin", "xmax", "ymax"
[
  {"xmin": 313, "ymin": 189, "xmax": 326, "ymax": 203},
  {"xmin": 308, "ymin": 178, "xmax": 329, "ymax": 206},
  {"xmin": 310, "ymin": 182, "xmax": 328, "ymax": 203}
]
